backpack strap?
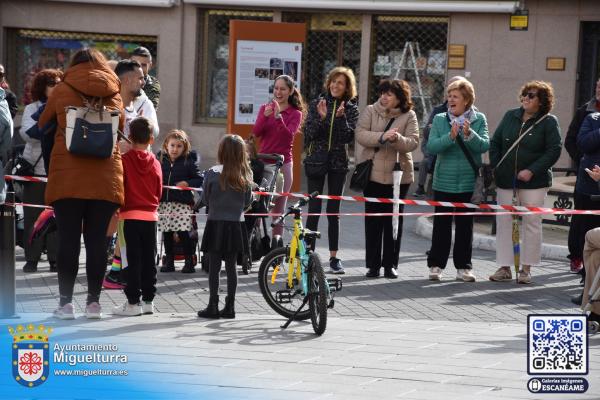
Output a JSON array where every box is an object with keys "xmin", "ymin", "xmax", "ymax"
[{"xmin": 63, "ymin": 81, "xmax": 105, "ymax": 119}]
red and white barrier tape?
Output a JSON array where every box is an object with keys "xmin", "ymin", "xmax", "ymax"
[
  {"xmin": 3, "ymin": 174, "xmax": 581, "ymax": 215},
  {"xmin": 5, "ymin": 202, "xmax": 600, "ymax": 218}
]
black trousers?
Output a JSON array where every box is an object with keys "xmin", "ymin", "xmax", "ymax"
[
  {"xmin": 53, "ymin": 199, "xmax": 119, "ymax": 306},
  {"xmin": 208, "ymin": 252, "xmax": 237, "ymax": 298},
  {"xmin": 23, "ymin": 181, "xmax": 58, "ymax": 264},
  {"xmin": 163, "ymin": 231, "xmax": 194, "ymax": 256},
  {"xmin": 306, "ymin": 170, "xmax": 347, "ymax": 252},
  {"xmin": 427, "ymin": 190, "xmax": 473, "ymax": 270},
  {"xmin": 364, "ymin": 180, "xmax": 410, "ymax": 271},
  {"xmin": 122, "ymin": 220, "xmax": 157, "ymax": 304},
  {"xmin": 568, "ymin": 190, "xmax": 583, "ymax": 259}
]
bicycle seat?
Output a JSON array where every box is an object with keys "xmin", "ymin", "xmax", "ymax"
[{"xmin": 303, "ymin": 229, "xmax": 321, "ymax": 239}]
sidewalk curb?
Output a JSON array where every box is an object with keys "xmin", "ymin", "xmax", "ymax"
[{"xmin": 414, "ymin": 216, "xmax": 568, "ymax": 261}]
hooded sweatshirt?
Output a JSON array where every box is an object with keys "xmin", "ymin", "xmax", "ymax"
[
  {"xmin": 124, "ymin": 90, "xmax": 159, "ymax": 137},
  {"xmin": 39, "ymin": 61, "xmax": 125, "ymax": 205},
  {"xmin": 120, "ymin": 148, "xmax": 162, "ymax": 220}
]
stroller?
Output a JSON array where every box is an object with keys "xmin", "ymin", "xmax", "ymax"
[
  {"xmin": 240, "ymin": 153, "xmax": 284, "ymax": 274},
  {"xmin": 156, "ymin": 173, "xmax": 204, "ymax": 270},
  {"xmin": 4, "ymin": 144, "xmax": 29, "ymax": 248}
]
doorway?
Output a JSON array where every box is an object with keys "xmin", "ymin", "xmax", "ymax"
[{"xmin": 577, "ymin": 22, "xmax": 600, "ymax": 107}]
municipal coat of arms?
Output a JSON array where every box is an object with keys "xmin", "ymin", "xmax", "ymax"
[{"xmin": 9, "ymin": 324, "xmax": 52, "ymax": 387}]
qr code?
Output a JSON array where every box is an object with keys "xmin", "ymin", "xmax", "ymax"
[{"xmin": 528, "ymin": 315, "xmax": 588, "ymax": 375}]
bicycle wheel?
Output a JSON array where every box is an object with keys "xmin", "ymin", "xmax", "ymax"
[
  {"xmin": 308, "ymin": 253, "xmax": 328, "ymax": 335},
  {"xmin": 258, "ymin": 247, "xmax": 311, "ymax": 320}
]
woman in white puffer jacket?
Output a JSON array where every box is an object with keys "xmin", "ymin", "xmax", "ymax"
[{"xmin": 19, "ymin": 69, "xmax": 62, "ymax": 273}]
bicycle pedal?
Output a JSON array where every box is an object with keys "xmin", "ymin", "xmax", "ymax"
[
  {"xmin": 276, "ymin": 290, "xmax": 292, "ymax": 303},
  {"xmin": 327, "ymin": 277, "xmax": 342, "ymax": 292}
]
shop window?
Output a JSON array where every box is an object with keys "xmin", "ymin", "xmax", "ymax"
[
  {"xmin": 195, "ymin": 9, "xmax": 272, "ymax": 123},
  {"xmin": 5, "ymin": 29, "xmax": 157, "ymax": 108},
  {"xmin": 283, "ymin": 13, "xmax": 362, "ymax": 103},
  {"xmin": 370, "ymin": 16, "xmax": 449, "ymax": 126}
]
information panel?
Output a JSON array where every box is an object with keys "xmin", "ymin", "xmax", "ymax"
[{"xmin": 234, "ymin": 40, "xmax": 303, "ymax": 125}]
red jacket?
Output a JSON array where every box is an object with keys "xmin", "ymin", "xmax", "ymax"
[{"xmin": 120, "ymin": 149, "xmax": 162, "ymax": 220}]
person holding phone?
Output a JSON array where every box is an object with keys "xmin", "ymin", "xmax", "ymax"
[{"xmin": 252, "ymin": 75, "xmax": 305, "ymax": 246}]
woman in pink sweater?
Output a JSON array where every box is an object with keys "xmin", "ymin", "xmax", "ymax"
[{"xmin": 252, "ymin": 75, "xmax": 305, "ymax": 245}]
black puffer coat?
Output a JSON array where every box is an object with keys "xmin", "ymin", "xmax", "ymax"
[
  {"xmin": 157, "ymin": 150, "xmax": 203, "ymax": 205},
  {"xmin": 303, "ymin": 93, "xmax": 359, "ymax": 171}
]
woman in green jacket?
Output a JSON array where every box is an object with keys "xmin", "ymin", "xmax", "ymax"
[
  {"xmin": 489, "ymin": 81, "xmax": 561, "ymax": 284},
  {"xmin": 426, "ymin": 79, "xmax": 489, "ymax": 282}
]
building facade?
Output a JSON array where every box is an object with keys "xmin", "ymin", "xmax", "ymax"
[{"xmin": 1, "ymin": 0, "xmax": 599, "ymax": 169}]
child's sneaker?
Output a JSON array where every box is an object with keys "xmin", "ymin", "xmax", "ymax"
[
  {"xmin": 103, "ymin": 270, "xmax": 125, "ymax": 290},
  {"xmin": 142, "ymin": 301, "xmax": 154, "ymax": 315},
  {"xmin": 113, "ymin": 301, "xmax": 142, "ymax": 316},
  {"xmin": 53, "ymin": 303, "xmax": 75, "ymax": 320},
  {"xmin": 85, "ymin": 302, "xmax": 103, "ymax": 319}
]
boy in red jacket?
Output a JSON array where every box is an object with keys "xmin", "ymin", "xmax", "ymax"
[{"xmin": 113, "ymin": 117, "xmax": 162, "ymax": 316}]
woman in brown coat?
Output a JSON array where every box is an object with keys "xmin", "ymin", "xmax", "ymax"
[
  {"xmin": 39, "ymin": 48, "xmax": 125, "ymax": 320},
  {"xmin": 356, "ymin": 79, "xmax": 419, "ymax": 278}
]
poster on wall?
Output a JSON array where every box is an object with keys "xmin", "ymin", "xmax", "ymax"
[{"xmin": 234, "ymin": 40, "xmax": 302, "ymax": 125}]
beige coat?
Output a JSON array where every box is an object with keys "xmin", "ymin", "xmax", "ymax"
[{"xmin": 355, "ymin": 100, "xmax": 419, "ymax": 185}]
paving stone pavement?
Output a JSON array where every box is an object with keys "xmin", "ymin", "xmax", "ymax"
[
  {"xmin": 6, "ymin": 193, "xmax": 600, "ymax": 399},
  {"xmin": 14, "ymin": 201, "xmax": 585, "ymax": 322}
]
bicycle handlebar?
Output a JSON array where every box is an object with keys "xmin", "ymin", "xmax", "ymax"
[{"xmin": 271, "ymin": 191, "xmax": 319, "ymax": 227}]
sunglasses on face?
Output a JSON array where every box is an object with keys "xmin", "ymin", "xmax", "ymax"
[{"xmin": 522, "ymin": 92, "xmax": 538, "ymax": 100}]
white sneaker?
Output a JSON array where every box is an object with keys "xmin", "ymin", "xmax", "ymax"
[
  {"xmin": 113, "ymin": 301, "xmax": 142, "ymax": 316},
  {"xmin": 429, "ymin": 267, "xmax": 442, "ymax": 281},
  {"xmin": 85, "ymin": 302, "xmax": 103, "ymax": 319},
  {"xmin": 456, "ymin": 269, "xmax": 476, "ymax": 282},
  {"xmin": 53, "ymin": 303, "xmax": 75, "ymax": 320},
  {"xmin": 142, "ymin": 301, "xmax": 154, "ymax": 315}
]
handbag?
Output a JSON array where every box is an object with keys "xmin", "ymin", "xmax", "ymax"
[
  {"xmin": 12, "ymin": 153, "xmax": 43, "ymax": 177},
  {"xmin": 350, "ymin": 117, "xmax": 396, "ymax": 192},
  {"xmin": 456, "ymin": 134, "xmax": 491, "ymax": 205},
  {"xmin": 303, "ymin": 98, "xmax": 338, "ymax": 179},
  {"xmin": 64, "ymin": 82, "xmax": 120, "ymax": 159},
  {"xmin": 304, "ymin": 147, "xmax": 329, "ymax": 179}
]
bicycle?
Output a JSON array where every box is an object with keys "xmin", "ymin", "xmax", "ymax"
[{"xmin": 258, "ymin": 192, "xmax": 342, "ymax": 335}]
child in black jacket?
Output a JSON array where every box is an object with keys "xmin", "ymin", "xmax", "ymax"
[{"xmin": 158, "ymin": 129, "xmax": 203, "ymax": 273}]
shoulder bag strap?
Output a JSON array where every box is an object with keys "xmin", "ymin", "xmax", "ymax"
[
  {"xmin": 372, "ymin": 117, "xmax": 397, "ymax": 159},
  {"xmin": 495, "ymin": 114, "xmax": 549, "ymax": 169},
  {"xmin": 327, "ymin": 99, "xmax": 337, "ymax": 151},
  {"xmin": 456, "ymin": 134, "xmax": 479, "ymax": 175},
  {"xmin": 32, "ymin": 153, "xmax": 43, "ymax": 169}
]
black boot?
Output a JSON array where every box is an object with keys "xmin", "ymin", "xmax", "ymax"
[
  {"xmin": 197, "ymin": 295, "xmax": 220, "ymax": 319},
  {"xmin": 181, "ymin": 255, "xmax": 195, "ymax": 273},
  {"xmin": 220, "ymin": 295, "xmax": 235, "ymax": 319},
  {"xmin": 160, "ymin": 254, "xmax": 175, "ymax": 272}
]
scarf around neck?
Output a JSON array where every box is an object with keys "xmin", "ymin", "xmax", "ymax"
[{"xmin": 448, "ymin": 107, "xmax": 474, "ymax": 126}]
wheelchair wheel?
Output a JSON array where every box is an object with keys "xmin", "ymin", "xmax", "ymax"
[
  {"xmin": 308, "ymin": 253, "xmax": 327, "ymax": 335},
  {"xmin": 258, "ymin": 247, "xmax": 310, "ymax": 320}
]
